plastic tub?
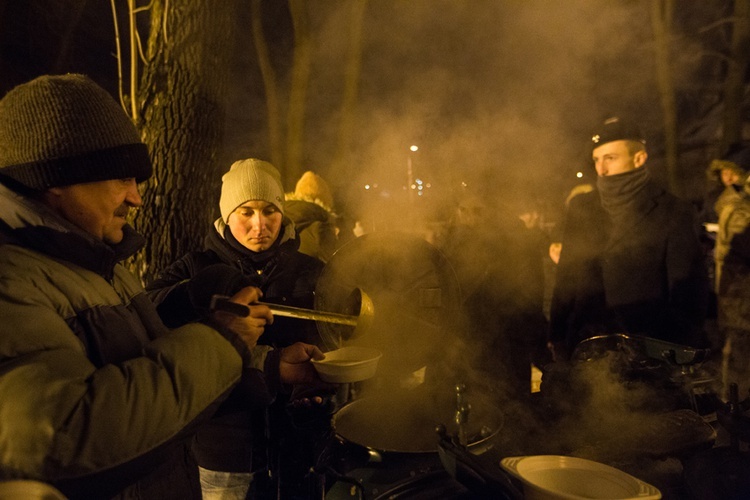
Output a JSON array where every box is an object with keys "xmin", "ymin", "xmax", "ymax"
[{"xmin": 500, "ymin": 455, "xmax": 661, "ymax": 500}]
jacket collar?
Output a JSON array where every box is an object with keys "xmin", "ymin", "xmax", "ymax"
[{"xmin": 207, "ymin": 216, "xmax": 299, "ymax": 272}]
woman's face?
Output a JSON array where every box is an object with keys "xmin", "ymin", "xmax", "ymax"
[{"xmin": 227, "ymin": 200, "xmax": 283, "ymax": 252}]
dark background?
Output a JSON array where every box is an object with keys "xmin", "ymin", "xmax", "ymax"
[{"xmin": 0, "ymin": 0, "xmax": 745, "ymax": 225}]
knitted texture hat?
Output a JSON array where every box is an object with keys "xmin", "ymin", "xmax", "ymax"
[
  {"xmin": 292, "ymin": 170, "xmax": 334, "ymax": 211},
  {"xmin": 0, "ymin": 74, "xmax": 152, "ymax": 190},
  {"xmin": 220, "ymin": 158, "xmax": 285, "ymax": 222}
]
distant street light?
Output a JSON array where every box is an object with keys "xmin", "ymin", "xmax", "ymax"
[{"xmin": 407, "ymin": 145, "xmax": 418, "ymax": 202}]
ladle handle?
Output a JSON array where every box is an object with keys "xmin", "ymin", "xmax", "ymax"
[
  {"xmin": 258, "ymin": 302, "xmax": 359, "ymax": 326},
  {"xmin": 209, "ymin": 295, "xmax": 358, "ymax": 326}
]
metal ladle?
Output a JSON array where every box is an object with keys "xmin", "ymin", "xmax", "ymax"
[{"xmin": 210, "ymin": 287, "xmax": 374, "ymax": 336}]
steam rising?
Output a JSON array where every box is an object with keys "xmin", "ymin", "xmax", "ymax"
[
  {"xmin": 297, "ymin": 0, "xmax": 681, "ymax": 224},
  {"xmin": 302, "ymin": 2, "xmax": 717, "ymax": 465}
]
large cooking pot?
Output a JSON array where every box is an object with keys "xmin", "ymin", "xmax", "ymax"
[{"xmin": 332, "ymin": 385, "xmax": 503, "ymax": 460}]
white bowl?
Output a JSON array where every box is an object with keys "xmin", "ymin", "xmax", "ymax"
[
  {"xmin": 311, "ymin": 346, "xmax": 382, "ymax": 383},
  {"xmin": 500, "ymin": 455, "xmax": 661, "ymax": 500}
]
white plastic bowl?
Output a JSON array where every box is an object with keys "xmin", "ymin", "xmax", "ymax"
[
  {"xmin": 500, "ymin": 455, "xmax": 661, "ymax": 500},
  {"xmin": 311, "ymin": 346, "xmax": 382, "ymax": 383}
]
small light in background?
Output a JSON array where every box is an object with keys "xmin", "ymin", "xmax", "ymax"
[{"xmin": 576, "ymin": 171, "xmax": 583, "ymax": 178}]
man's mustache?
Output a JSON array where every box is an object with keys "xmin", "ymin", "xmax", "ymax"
[{"xmin": 114, "ymin": 206, "xmax": 131, "ymax": 218}]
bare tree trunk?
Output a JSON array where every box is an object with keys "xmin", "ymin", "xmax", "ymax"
[
  {"xmin": 285, "ymin": 0, "xmax": 311, "ymax": 187},
  {"xmin": 651, "ymin": 0, "xmax": 680, "ymax": 195},
  {"xmin": 721, "ymin": 0, "xmax": 750, "ymax": 152},
  {"xmin": 331, "ymin": 0, "xmax": 368, "ymax": 183},
  {"xmin": 252, "ymin": 0, "xmax": 283, "ymax": 168},
  {"xmin": 130, "ymin": 0, "xmax": 238, "ymax": 283}
]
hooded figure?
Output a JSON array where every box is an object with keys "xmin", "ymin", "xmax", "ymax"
[
  {"xmin": 713, "ymin": 145, "xmax": 750, "ymax": 399},
  {"xmin": 704, "ymin": 143, "xmax": 750, "ymax": 225},
  {"xmin": 284, "ymin": 170, "xmax": 339, "ymax": 262}
]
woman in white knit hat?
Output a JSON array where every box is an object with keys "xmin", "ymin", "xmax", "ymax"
[{"xmin": 147, "ymin": 158, "xmax": 329, "ymax": 499}]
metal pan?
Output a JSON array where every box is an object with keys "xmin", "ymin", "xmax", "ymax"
[{"xmin": 332, "ymin": 388, "xmax": 503, "ymax": 457}]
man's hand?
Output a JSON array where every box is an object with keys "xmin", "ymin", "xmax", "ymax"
[
  {"xmin": 279, "ymin": 342, "xmax": 325, "ymax": 385},
  {"xmin": 210, "ymin": 286, "xmax": 273, "ymax": 350}
]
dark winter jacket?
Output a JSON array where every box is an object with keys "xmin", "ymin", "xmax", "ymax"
[
  {"xmin": 0, "ymin": 183, "xmax": 242, "ymax": 499},
  {"xmin": 147, "ymin": 217, "xmax": 324, "ymax": 347},
  {"xmin": 146, "ymin": 218, "xmax": 324, "ymax": 473},
  {"xmin": 549, "ymin": 174, "xmax": 709, "ymax": 354}
]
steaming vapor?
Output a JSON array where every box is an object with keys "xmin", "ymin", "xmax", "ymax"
[{"xmin": 300, "ymin": 0, "xmax": 673, "ymax": 224}]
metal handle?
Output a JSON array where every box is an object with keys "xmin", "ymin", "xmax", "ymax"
[
  {"xmin": 257, "ymin": 301, "xmax": 359, "ymax": 326},
  {"xmin": 209, "ymin": 294, "xmax": 358, "ymax": 326}
]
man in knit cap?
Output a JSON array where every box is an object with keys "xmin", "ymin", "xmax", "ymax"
[
  {"xmin": 548, "ymin": 116, "xmax": 709, "ymax": 362},
  {"xmin": 284, "ymin": 170, "xmax": 340, "ymax": 262},
  {"xmin": 147, "ymin": 159, "xmax": 330, "ymax": 499},
  {"xmin": 0, "ymin": 74, "xmax": 323, "ymax": 499}
]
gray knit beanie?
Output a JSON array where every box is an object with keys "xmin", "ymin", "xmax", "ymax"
[
  {"xmin": 0, "ymin": 74, "xmax": 152, "ymax": 190},
  {"xmin": 220, "ymin": 158, "xmax": 285, "ymax": 222}
]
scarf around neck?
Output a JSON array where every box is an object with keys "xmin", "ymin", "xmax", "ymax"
[{"xmin": 597, "ymin": 166, "xmax": 652, "ymax": 220}]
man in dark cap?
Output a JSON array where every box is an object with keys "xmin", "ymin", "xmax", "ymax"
[
  {"xmin": 0, "ymin": 74, "xmax": 323, "ymax": 499},
  {"xmin": 548, "ymin": 116, "xmax": 709, "ymax": 361}
]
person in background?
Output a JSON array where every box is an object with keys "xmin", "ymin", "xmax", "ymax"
[
  {"xmin": 436, "ymin": 191, "xmax": 548, "ymax": 400},
  {"xmin": 147, "ymin": 158, "xmax": 329, "ymax": 499},
  {"xmin": 713, "ymin": 146, "xmax": 750, "ymax": 399},
  {"xmin": 700, "ymin": 146, "xmax": 750, "ymax": 326},
  {"xmin": 548, "ymin": 183, "xmax": 594, "ymax": 265},
  {"xmin": 703, "ymin": 146, "xmax": 747, "ymax": 226},
  {"xmin": 548, "ymin": 116, "xmax": 709, "ymax": 362},
  {"xmin": 284, "ymin": 170, "xmax": 339, "ymax": 263},
  {"xmin": 0, "ymin": 74, "xmax": 322, "ymax": 499}
]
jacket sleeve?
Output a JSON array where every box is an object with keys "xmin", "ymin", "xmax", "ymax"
[
  {"xmin": 145, "ymin": 254, "xmax": 203, "ymax": 328},
  {"xmin": 0, "ymin": 276, "xmax": 242, "ymax": 485},
  {"xmin": 548, "ymin": 197, "xmax": 583, "ymax": 346}
]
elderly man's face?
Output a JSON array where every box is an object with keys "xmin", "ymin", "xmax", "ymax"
[
  {"xmin": 227, "ymin": 200, "xmax": 283, "ymax": 252},
  {"xmin": 43, "ymin": 178, "xmax": 142, "ymax": 244},
  {"xmin": 592, "ymin": 140, "xmax": 647, "ymax": 177}
]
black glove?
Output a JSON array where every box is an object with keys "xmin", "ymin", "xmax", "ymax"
[{"xmin": 187, "ymin": 263, "xmax": 261, "ymax": 313}]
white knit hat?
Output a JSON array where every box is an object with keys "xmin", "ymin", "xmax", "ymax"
[{"xmin": 219, "ymin": 158, "xmax": 285, "ymax": 222}]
